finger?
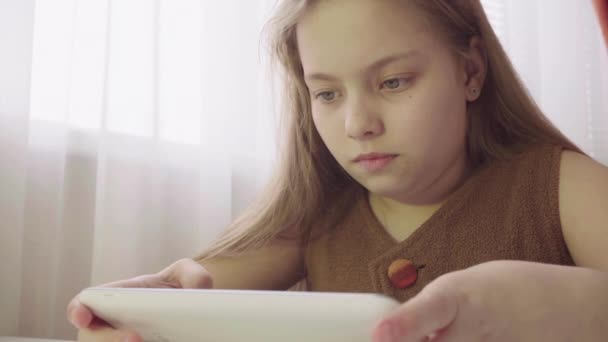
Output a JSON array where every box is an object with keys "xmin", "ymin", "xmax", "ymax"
[
  {"xmin": 78, "ymin": 319, "xmax": 142, "ymax": 342},
  {"xmin": 69, "ymin": 274, "xmax": 165, "ymax": 329},
  {"xmin": 67, "ymin": 297, "xmax": 94, "ymax": 329},
  {"xmin": 375, "ymin": 290, "xmax": 459, "ymax": 342},
  {"xmin": 424, "ymin": 310, "xmax": 490, "ymax": 342},
  {"xmin": 102, "ymin": 274, "xmax": 162, "ymax": 288},
  {"xmin": 159, "ymin": 258, "xmax": 214, "ymax": 289},
  {"xmin": 423, "ymin": 328, "xmax": 448, "ymax": 342},
  {"xmin": 425, "ymin": 330, "xmax": 450, "ymax": 342}
]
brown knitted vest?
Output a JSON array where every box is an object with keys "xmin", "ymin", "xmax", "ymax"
[{"xmin": 304, "ymin": 144, "xmax": 575, "ymax": 302}]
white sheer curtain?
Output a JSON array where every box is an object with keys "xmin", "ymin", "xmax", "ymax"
[
  {"xmin": 0, "ymin": 0, "xmax": 606, "ymax": 340},
  {"xmin": 1, "ymin": 0, "xmax": 280, "ymax": 340},
  {"xmin": 482, "ymin": 0, "xmax": 608, "ymax": 161}
]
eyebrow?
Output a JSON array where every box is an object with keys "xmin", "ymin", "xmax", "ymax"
[{"xmin": 304, "ymin": 50, "xmax": 423, "ymax": 82}]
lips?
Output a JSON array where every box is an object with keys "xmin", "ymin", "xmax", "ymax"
[
  {"xmin": 353, "ymin": 152, "xmax": 398, "ymax": 162},
  {"xmin": 352, "ymin": 153, "xmax": 398, "ymax": 172}
]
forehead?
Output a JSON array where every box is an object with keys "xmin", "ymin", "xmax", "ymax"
[{"xmin": 296, "ymin": 0, "xmax": 437, "ymax": 76}]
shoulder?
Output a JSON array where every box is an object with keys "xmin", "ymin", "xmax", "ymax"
[{"xmin": 559, "ymin": 149, "xmax": 608, "ymax": 271}]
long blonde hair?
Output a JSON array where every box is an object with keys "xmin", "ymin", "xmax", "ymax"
[{"xmin": 194, "ymin": 0, "xmax": 580, "ymax": 261}]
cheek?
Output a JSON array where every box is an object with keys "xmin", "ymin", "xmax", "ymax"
[
  {"xmin": 392, "ymin": 82, "xmax": 468, "ymax": 151},
  {"xmin": 424, "ymin": 99, "xmax": 467, "ymax": 143},
  {"xmin": 419, "ymin": 92, "xmax": 469, "ymax": 160},
  {"xmin": 438, "ymin": 89, "xmax": 468, "ymax": 135},
  {"xmin": 312, "ymin": 112, "xmax": 353, "ymax": 168},
  {"xmin": 421, "ymin": 70, "xmax": 467, "ymax": 127},
  {"xmin": 312, "ymin": 113, "xmax": 342, "ymax": 151}
]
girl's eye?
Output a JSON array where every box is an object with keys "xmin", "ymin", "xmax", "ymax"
[
  {"xmin": 315, "ymin": 91, "xmax": 337, "ymax": 102},
  {"xmin": 381, "ymin": 77, "xmax": 411, "ymax": 91}
]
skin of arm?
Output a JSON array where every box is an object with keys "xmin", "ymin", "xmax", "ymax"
[{"xmin": 198, "ymin": 236, "xmax": 306, "ymax": 291}]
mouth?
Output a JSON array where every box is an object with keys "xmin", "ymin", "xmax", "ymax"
[
  {"xmin": 352, "ymin": 152, "xmax": 399, "ymax": 163},
  {"xmin": 352, "ymin": 153, "xmax": 399, "ymax": 172}
]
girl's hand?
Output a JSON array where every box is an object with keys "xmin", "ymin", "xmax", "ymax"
[
  {"xmin": 372, "ymin": 260, "xmax": 607, "ymax": 342},
  {"xmin": 67, "ymin": 258, "xmax": 214, "ymax": 342}
]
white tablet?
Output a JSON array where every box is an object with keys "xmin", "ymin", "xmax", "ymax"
[{"xmin": 78, "ymin": 287, "xmax": 400, "ymax": 342}]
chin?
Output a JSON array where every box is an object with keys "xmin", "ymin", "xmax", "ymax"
[{"xmin": 360, "ymin": 176, "xmax": 412, "ymax": 199}]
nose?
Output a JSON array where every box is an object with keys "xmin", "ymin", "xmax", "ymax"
[{"xmin": 345, "ymin": 93, "xmax": 384, "ymax": 140}]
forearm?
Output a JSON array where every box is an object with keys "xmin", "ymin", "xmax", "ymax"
[
  {"xmin": 556, "ymin": 265, "xmax": 608, "ymax": 340},
  {"xmin": 196, "ymin": 238, "xmax": 305, "ymax": 290}
]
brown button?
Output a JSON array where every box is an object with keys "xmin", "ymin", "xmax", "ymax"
[{"xmin": 387, "ymin": 259, "xmax": 423, "ymax": 289}]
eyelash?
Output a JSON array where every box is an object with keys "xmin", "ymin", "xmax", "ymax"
[{"xmin": 314, "ymin": 77, "xmax": 413, "ymax": 103}]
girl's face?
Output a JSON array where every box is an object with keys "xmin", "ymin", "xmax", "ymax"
[{"xmin": 297, "ymin": 0, "xmax": 477, "ymax": 204}]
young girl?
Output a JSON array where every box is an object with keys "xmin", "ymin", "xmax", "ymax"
[{"xmin": 67, "ymin": 0, "xmax": 608, "ymax": 341}]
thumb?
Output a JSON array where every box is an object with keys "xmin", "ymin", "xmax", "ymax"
[
  {"xmin": 78, "ymin": 318, "xmax": 143, "ymax": 342},
  {"xmin": 374, "ymin": 290, "xmax": 458, "ymax": 342},
  {"xmin": 68, "ymin": 274, "xmax": 166, "ymax": 329},
  {"xmin": 157, "ymin": 258, "xmax": 214, "ymax": 289}
]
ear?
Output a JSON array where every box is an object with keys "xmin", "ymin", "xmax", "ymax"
[{"xmin": 462, "ymin": 35, "xmax": 487, "ymax": 102}]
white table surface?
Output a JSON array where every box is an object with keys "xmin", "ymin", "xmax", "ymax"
[{"xmin": 0, "ymin": 337, "xmax": 74, "ymax": 342}]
